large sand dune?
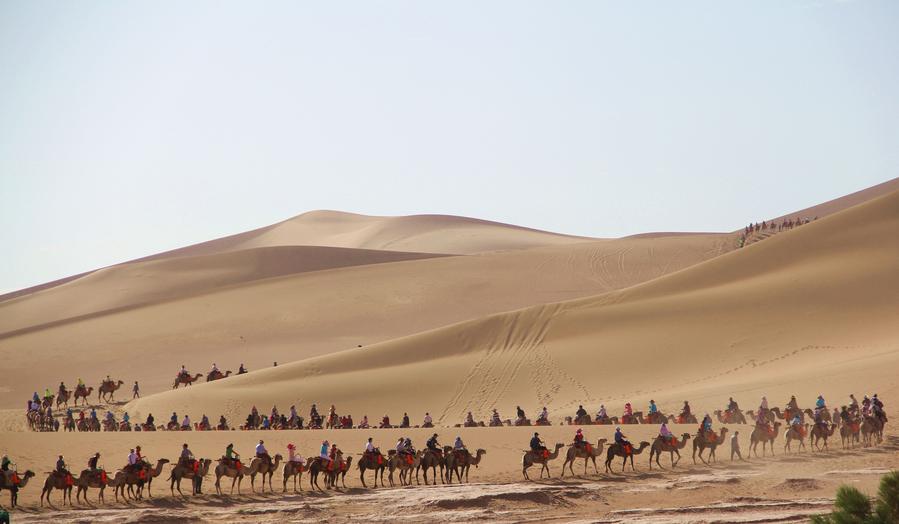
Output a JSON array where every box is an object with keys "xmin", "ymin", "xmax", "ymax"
[
  {"xmin": 0, "ymin": 233, "xmax": 734, "ymax": 408},
  {"xmin": 126, "ymin": 188, "xmax": 899, "ymax": 426}
]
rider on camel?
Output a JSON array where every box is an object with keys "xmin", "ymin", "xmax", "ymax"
[
  {"xmin": 179, "ymin": 444, "xmax": 194, "ymax": 468},
  {"xmin": 402, "ymin": 412, "xmax": 410, "ymax": 428},
  {"xmin": 88, "ymin": 452, "xmax": 100, "ymax": 479},
  {"xmin": 576, "ymin": 405, "xmax": 588, "ymax": 421},
  {"xmin": 659, "ymin": 422, "xmax": 674, "ymax": 444},
  {"xmin": 426, "ymin": 433, "xmax": 441, "ymax": 455},
  {"xmin": 530, "ymin": 432, "xmax": 546, "ymax": 454},
  {"xmin": 682, "ymin": 400, "xmax": 692, "ymax": 419},
  {"xmin": 256, "ymin": 440, "xmax": 272, "ymax": 469},
  {"xmin": 465, "ymin": 412, "xmax": 475, "ymax": 426},
  {"xmin": 179, "ymin": 364, "xmax": 188, "ymax": 378},
  {"xmin": 287, "ymin": 443, "xmax": 304, "ymax": 466},
  {"xmin": 787, "ymin": 395, "xmax": 799, "ymax": 412},
  {"xmin": 516, "ymin": 406, "xmax": 526, "ymax": 421},
  {"xmin": 538, "ymin": 406, "xmax": 549, "ymax": 423},
  {"xmin": 423, "ymin": 412, "xmax": 433, "ymax": 427},
  {"xmin": 624, "ymin": 402, "xmax": 634, "ymax": 418},
  {"xmin": 597, "ymin": 404, "xmax": 608, "ymax": 421},
  {"xmin": 58, "ymin": 381, "xmax": 67, "ymax": 397},
  {"xmin": 848, "ymin": 394, "xmax": 859, "ymax": 415},
  {"xmin": 815, "ymin": 395, "xmax": 826, "ymax": 415},
  {"xmin": 56, "ymin": 455, "xmax": 69, "ymax": 476},
  {"xmin": 381, "ymin": 414, "xmax": 391, "ymax": 428},
  {"xmin": 649, "ymin": 400, "xmax": 658, "ymax": 416},
  {"xmin": 727, "ymin": 397, "xmax": 739, "ymax": 414},
  {"xmin": 359, "ymin": 415, "xmax": 369, "ymax": 428},
  {"xmin": 238, "ymin": 363, "xmax": 247, "ymax": 374},
  {"xmin": 310, "ymin": 404, "xmax": 320, "ymax": 424},
  {"xmin": 320, "ymin": 440, "xmax": 331, "ymax": 465},
  {"xmin": 615, "ymin": 427, "xmax": 632, "ymax": 453},
  {"xmin": 181, "ymin": 414, "xmax": 191, "ymax": 430},
  {"xmin": 573, "ymin": 428, "xmax": 586, "ymax": 448},
  {"xmin": 224, "ymin": 443, "xmax": 240, "ymax": 469},
  {"xmin": 454, "ymin": 436, "xmax": 466, "ymax": 453},
  {"xmin": 491, "ymin": 409, "xmax": 501, "ymax": 425}
]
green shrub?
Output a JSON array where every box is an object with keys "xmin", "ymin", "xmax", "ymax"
[{"xmin": 811, "ymin": 471, "xmax": 899, "ymax": 524}]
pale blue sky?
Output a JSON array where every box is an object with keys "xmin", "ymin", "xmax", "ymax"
[{"xmin": 1, "ymin": 1, "xmax": 897, "ymax": 293}]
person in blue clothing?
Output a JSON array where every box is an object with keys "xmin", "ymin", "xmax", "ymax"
[
  {"xmin": 702, "ymin": 414, "xmax": 713, "ymax": 432},
  {"xmin": 649, "ymin": 400, "xmax": 658, "ymax": 415},
  {"xmin": 614, "ymin": 427, "xmax": 632, "ymax": 452}
]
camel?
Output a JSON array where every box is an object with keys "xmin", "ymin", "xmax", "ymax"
[
  {"xmin": 108, "ymin": 471, "xmax": 128, "ymax": 502},
  {"xmin": 783, "ymin": 423, "xmax": 808, "ymax": 453},
  {"xmin": 804, "ymin": 408, "xmax": 832, "ymax": 423},
  {"xmin": 75, "ymin": 469, "xmax": 109, "ymax": 504},
  {"xmin": 387, "ymin": 450, "xmax": 422, "ymax": 487},
  {"xmin": 861, "ymin": 415, "xmax": 884, "ymax": 446},
  {"xmin": 649, "ymin": 433, "xmax": 691, "ymax": 470},
  {"xmin": 561, "ymin": 439, "xmax": 608, "ymax": 476},
  {"xmin": 750, "ymin": 421, "xmax": 782, "ymax": 457},
  {"xmin": 73, "ymin": 386, "xmax": 93, "ymax": 406},
  {"xmin": 357, "ymin": 450, "xmax": 386, "ymax": 488},
  {"xmin": 249, "ymin": 453, "xmax": 282, "ymax": 492},
  {"xmin": 604, "ymin": 441, "xmax": 651, "ymax": 473},
  {"xmin": 41, "ymin": 471, "xmax": 74, "ymax": 506},
  {"xmin": 0, "ymin": 470, "xmax": 34, "ymax": 508},
  {"xmin": 214, "ymin": 458, "xmax": 246, "ymax": 495},
  {"xmin": 673, "ymin": 413, "xmax": 698, "ymax": 424},
  {"xmin": 840, "ymin": 419, "xmax": 861, "ymax": 449},
  {"xmin": 811, "ymin": 423, "xmax": 836, "ymax": 451},
  {"xmin": 642, "ymin": 411, "xmax": 669, "ymax": 425},
  {"xmin": 621, "ymin": 411, "xmax": 641, "ymax": 425},
  {"xmin": 419, "ymin": 448, "xmax": 446, "ymax": 486},
  {"xmin": 206, "ymin": 369, "xmax": 232, "ymax": 382},
  {"xmin": 692, "ymin": 427, "xmax": 728, "ymax": 464},
  {"xmin": 447, "ymin": 448, "xmax": 487, "ymax": 483},
  {"xmin": 714, "ymin": 409, "xmax": 747, "ymax": 425},
  {"xmin": 282, "ymin": 460, "xmax": 307, "ymax": 492},
  {"xmin": 127, "ymin": 458, "xmax": 169, "ymax": 499},
  {"xmin": 172, "ymin": 373, "xmax": 203, "ymax": 389},
  {"xmin": 522, "ymin": 443, "xmax": 564, "ymax": 480},
  {"xmin": 56, "ymin": 389, "xmax": 71, "ymax": 408},
  {"xmin": 98, "ymin": 380, "xmax": 124, "ymax": 403},
  {"xmin": 169, "ymin": 459, "xmax": 211, "ymax": 496},
  {"xmin": 327, "ymin": 455, "xmax": 352, "ymax": 489},
  {"xmin": 745, "ymin": 409, "xmax": 775, "ymax": 425},
  {"xmin": 594, "ymin": 415, "xmax": 620, "ymax": 425}
]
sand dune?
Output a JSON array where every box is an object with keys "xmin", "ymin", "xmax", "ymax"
[
  {"xmin": 0, "ymin": 246, "xmax": 446, "ymax": 337},
  {"xmin": 126, "ymin": 188, "xmax": 899, "ymax": 426},
  {"xmin": 0, "ymin": 232, "xmax": 734, "ymax": 408}
]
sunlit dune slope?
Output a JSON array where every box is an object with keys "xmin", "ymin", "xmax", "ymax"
[{"xmin": 127, "ymin": 190, "xmax": 899, "ymax": 425}]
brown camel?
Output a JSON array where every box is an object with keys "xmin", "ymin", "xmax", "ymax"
[
  {"xmin": 840, "ymin": 419, "xmax": 861, "ymax": 449},
  {"xmin": 357, "ymin": 450, "xmax": 386, "ymax": 488},
  {"xmin": 745, "ymin": 409, "xmax": 775, "ymax": 425},
  {"xmin": 249, "ymin": 453, "xmax": 282, "ymax": 492},
  {"xmin": 40, "ymin": 471, "xmax": 74, "ymax": 506},
  {"xmin": 750, "ymin": 421, "xmax": 782, "ymax": 457},
  {"xmin": 326, "ymin": 454, "xmax": 352, "ymax": 489},
  {"xmin": 522, "ymin": 443, "xmax": 564, "ymax": 480},
  {"xmin": 419, "ymin": 448, "xmax": 446, "ymax": 486},
  {"xmin": 125, "ymin": 458, "xmax": 169, "ymax": 499},
  {"xmin": 387, "ymin": 450, "xmax": 422, "ymax": 487},
  {"xmin": 172, "ymin": 373, "xmax": 203, "ymax": 389},
  {"xmin": 98, "ymin": 380, "xmax": 124, "ymax": 403},
  {"xmin": 75, "ymin": 469, "xmax": 109, "ymax": 504},
  {"xmin": 693, "ymin": 427, "xmax": 729, "ymax": 464},
  {"xmin": 562, "ymin": 439, "xmax": 608, "ymax": 476},
  {"xmin": 169, "ymin": 459, "xmax": 211, "ymax": 496},
  {"xmin": 811, "ymin": 423, "xmax": 836, "ymax": 451},
  {"xmin": 283, "ymin": 460, "xmax": 307, "ymax": 492},
  {"xmin": 73, "ymin": 386, "xmax": 93, "ymax": 406},
  {"xmin": 206, "ymin": 369, "xmax": 232, "ymax": 382},
  {"xmin": 649, "ymin": 434, "xmax": 691, "ymax": 470},
  {"xmin": 108, "ymin": 471, "xmax": 128, "ymax": 502},
  {"xmin": 804, "ymin": 408, "xmax": 832, "ymax": 423},
  {"xmin": 861, "ymin": 415, "xmax": 884, "ymax": 446},
  {"xmin": 450, "ymin": 448, "xmax": 486, "ymax": 483},
  {"xmin": 604, "ymin": 441, "xmax": 651, "ymax": 473},
  {"xmin": 56, "ymin": 390, "xmax": 71, "ymax": 409},
  {"xmin": 783, "ymin": 423, "xmax": 808, "ymax": 453},
  {"xmin": 214, "ymin": 458, "xmax": 246, "ymax": 495},
  {"xmin": 0, "ymin": 470, "xmax": 35, "ymax": 508},
  {"xmin": 714, "ymin": 409, "xmax": 747, "ymax": 425}
]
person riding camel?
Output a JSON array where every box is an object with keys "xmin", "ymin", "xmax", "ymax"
[
  {"xmin": 211, "ymin": 362, "xmax": 219, "ymax": 375},
  {"xmin": 179, "ymin": 365, "xmax": 188, "ymax": 378},
  {"xmin": 597, "ymin": 404, "xmax": 608, "ymax": 421},
  {"xmin": 359, "ymin": 415, "xmax": 369, "ymax": 428},
  {"xmin": 848, "ymin": 394, "xmax": 859, "ymax": 415},
  {"xmin": 465, "ymin": 412, "xmax": 475, "ymax": 425},
  {"xmin": 401, "ymin": 412, "xmax": 410, "ymax": 428},
  {"xmin": 56, "ymin": 455, "xmax": 69, "ymax": 477},
  {"xmin": 126, "ymin": 448, "xmax": 139, "ymax": 473},
  {"xmin": 624, "ymin": 402, "xmax": 634, "ymax": 417},
  {"xmin": 181, "ymin": 414, "xmax": 191, "ymax": 430},
  {"xmin": 516, "ymin": 406, "xmax": 526, "ymax": 421},
  {"xmin": 862, "ymin": 395, "xmax": 872, "ymax": 416},
  {"xmin": 170, "ymin": 412, "xmax": 178, "ymax": 427},
  {"xmin": 365, "ymin": 437, "xmax": 376, "ymax": 455},
  {"xmin": 238, "ymin": 363, "xmax": 247, "ymax": 374},
  {"xmin": 179, "ymin": 443, "xmax": 194, "ymax": 469},
  {"xmin": 328, "ymin": 444, "xmax": 339, "ymax": 469},
  {"xmin": 872, "ymin": 395, "xmax": 887, "ymax": 423},
  {"xmin": 491, "ymin": 409, "xmax": 501, "ymax": 425},
  {"xmin": 1, "ymin": 455, "xmax": 10, "ymax": 472},
  {"xmin": 840, "ymin": 406, "xmax": 852, "ymax": 424},
  {"xmin": 423, "ymin": 412, "xmax": 433, "ymax": 427},
  {"xmin": 454, "ymin": 436, "xmax": 466, "ymax": 454},
  {"xmin": 381, "ymin": 414, "xmax": 390, "ymax": 428},
  {"xmin": 615, "ymin": 427, "xmax": 632, "ymax": 454},
  {"xmin": 649, "ymin": 400, "xmax": 658, "ymax": 416},
  {"xmin": 256, "ymin": 440, "xmax": 272, "ymax": 469},
  {"xmin": 573, "ymin": 428, "xmax": 585, "ymax": 448},
  {"xmin": 538, "ymin": 407, "xmax": 549, "ymax": 423},
  {"xmin": 530, "ymin": 432, "xmax": 547, "ymax": 455},
  {"xmin": 787, "ymin": 395, "xmax": 799, "ymax": 412},
  {"xmin": 727, "ymin": 397, "xmax": 739, "ymax": 414},
  {"xmin": 200, "ymin": 414, "xmax": 209, "ymax": 430},
  {"xmin": 289, "ymin": 405, "xmax": 298, "ymax": 423},
  {"xmin": 815, "ymin": 395, "xmax": 826, "ymax": 414},
  {"xmin": 224, "ymin": 443, "xmax": 240, "ymax": 469},
  {"xmin": 44, "ymin": 388, "xmax": 52, "ymax": 401},
  {"xmin": 576, "ymin": 405, "xmax": 588, "ymax": 421},
  {"xmin": 287, "ymin": 443, "xmax": 304, "ymax": 466},
  {"xmin": 320, "ymin": 440, "xmax": 331, "ymax": 465},
  {"xmin": 659, "ymin": 422, "xmax": 674, "ymax": 444},
  {"xmin": 701, "ymin": 414, "xmax": 714, "ymax": 440},
  {"xmin": 58, "ymin": 381, "xmax": 67, "ymax": 397},
  {"xmin": 146, "ymin": 413, "xmax": 154, "ymax": 428},
  {"xmin": 310, "ymin": 404, "xmax": 319, "ymax": 422},
  {"xmin": 77, "ymin": 377, "xmax": 85, "ymax": 388},
  {"xmin": 790, "ymin": 412, "xmax": 803, "ymax": 431},
  {"xmin": 427, "ymin": 433, "xmax": 442, "ymax": 456},
  {"xmin": 88, "ymin": 452, "xmax": 100, "ymax": 479},
  {"xmin": 758, "ymin": 396, "xmax": 769, "ymax": 420}
]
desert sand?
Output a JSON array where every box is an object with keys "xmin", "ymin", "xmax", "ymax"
[{"xmin": 0, "ymin": 179, "xmax": 897, "ymax": 522}]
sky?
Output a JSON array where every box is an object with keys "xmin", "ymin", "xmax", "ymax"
[{"xmin": 1, "ymin": 1, "xmax": 897, "ymax": 294}]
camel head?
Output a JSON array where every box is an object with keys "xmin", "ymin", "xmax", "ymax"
[
  {"xmin": 636, "ymin": 441, "xmax": 651, "ymax": 453},
  {"xmin": 720, "ymin": 427, "xmax": 729, "ymax": 438},
  {"xmin": 597, "ymin": 438, "xmax": 608, "ymax": 447},
  {"xmin": 680, "ymin": 433, "xmax": 691, "ymax": 441},
  {"xmin": 225, "ymin": 370, "xmax": 232, "ymax": 377},
  {"xmin": 553, "ymin": 443, "xmax": 564, "ymax": 451}
]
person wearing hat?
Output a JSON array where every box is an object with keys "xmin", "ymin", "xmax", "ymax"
[
  {"xmin": 287, "ymin": 443, "xmax": 304, "ymax": 466},
  {"xmin": 573, "ymin": 428, "xmax": 585, "ymax": 449},
  {"xmin": 255, "ymin": 439, "xmax": 271, "ymax": 469},
  {"xmin": 319, "ymin": 440, "xmax": 330, "ymax": 464},
  {"xmin": 614, "ymin": 427, "xmax": 631, "ymax": 452},
  {"xmin": 529, "ymin": 432, "xmax": 545, "ymax": 453}
]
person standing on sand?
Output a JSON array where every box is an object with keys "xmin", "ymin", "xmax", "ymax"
[
  {"xmin": 132, "ymin": 381, "xmax": 140, "ymax": 399},
  {"xmin": 731, "ymin": 431, "xmax": 743, "ymax": 461}
]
